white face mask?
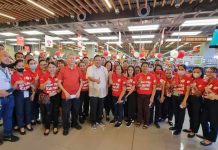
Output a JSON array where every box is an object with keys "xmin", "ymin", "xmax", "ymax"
[{"xmin": 193, "ymin": 73, "xmax": 201, "ymax": 78}]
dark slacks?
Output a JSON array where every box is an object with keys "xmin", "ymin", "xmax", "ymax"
[
  {"xmin": 126, "ymin": 92, "xmax": 136, "ymax": 120},
  {"xmin": 90, "ymin": 97, "xmax": 104, "ymax": 124},
  {"xmin": 79, "ymin": 91, "xmax": 90, "ymax": 116},
  {"xmin": 137, "ymin": 94, "xmax": 151, "ymax": 125},
  {"xmin": 161, "ymin": 96, "xmax": 173, "ymax": 121}
]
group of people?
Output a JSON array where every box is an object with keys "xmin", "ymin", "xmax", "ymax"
[{"xmin": 0, "ymin": 47, "xmax": 218, "ymax": 147}]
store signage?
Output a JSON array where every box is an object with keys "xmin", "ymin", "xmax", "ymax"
[
  {"xmin": 16, "ymin": 36, "xmax": 24, "ymax": 46},
  {"xmin": 183, "ymin": 56, "xmax": 203, "ymax": 66},
  {"xmin": 182, "ymin": 36, "xmax": 207, "ymax": 42},
  {"xmin": 45, "ymin": 35, "xmax": 53, "ymax": 48}
]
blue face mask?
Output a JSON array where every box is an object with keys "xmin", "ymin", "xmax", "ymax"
[{"xmin": 29, "ymin": 64, "xmax": 37, "ymax": 71}]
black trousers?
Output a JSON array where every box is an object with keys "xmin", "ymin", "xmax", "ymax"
[
  {"xmin": 42, "ymin": 94, "xmax": 61, "ymax": 129},
  {"xmin": 187, "ymin": 95, "xmax": 202, "ymax": 133},
  {"xmin": 90, "ymin": 97, "xmax": 104, "ymax": 124},
  {"xmin": 104, "ymin": 88, "xmax": 114, "ymax": 116},
  {"xmin": 137, "ymin": 94, "xmax": 151, "ymax": 125},
  {"xmin": 79, "ymin": 91, "xmax": 90, "ymax": 117},
  {"xmin": 150, "ymin": 90, "xmax": 162, "ymax": 123},
  {"xmin": 126, "ymin": 92, "xmax": 136, "ymax": 120},
  {"xmin": 201, "ymin": 100, "xmax": 218, "ymax": 142},
  {"xmin": 172, "ymin": 95, "xmax": 186, "ymax": 132},
  {"xmin": 161, "ymin": 96, "xmax": 173, "ymax": 121},
  {"xmin": 32, "ymin": 89, "xmax": 41, "ymax": 121}
]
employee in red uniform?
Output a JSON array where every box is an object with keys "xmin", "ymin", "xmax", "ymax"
[
  {"xmin": 169, "ymin": 64, "xmax": 191, "ymax": 135},
  {"xmin": 11, "ymin": 60, "xmax": 34, "ymax": 135},
  {"xmin": 185, "ymin": 67, "xmax": 206, "ymax": 138},
  {"xmin": 78, "ymin": 61, "xmax": 89, "ymax": 124},
  {"xmin": 40, "ymin": 62, "xmax": 60, "ymax": 136},
  {"xmin": 150, "ymin": 64, "xmax": 165, "ymax": 128},
  {"xmin": 109, "ymin": 65, "xmax": 126, "ymax": 127},
  {"xmin": 58, "ymin": 53, "xmax": 83, "ymax": 136},
  {"xmin": 135, "ymin": 62, "xmax": 156, "ymax": 129},
  {"xmin": 161, "ymin": 69, "xmax": 174, "ymax": 126},
  {"xmin": 200, "ymin": 67, "xmax": 218, "ymax": 146},
  {"xmin": 119, "ymin": 65, "xmax": 136, "ymax": 127},
  {"xmin": 135, "ymin": 66, "xmax": 141, "ymax": 75}
]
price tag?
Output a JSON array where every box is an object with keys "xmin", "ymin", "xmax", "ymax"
[{"xmin": 24, "ymin": 91, "xmax": 29, "ymax": 98}]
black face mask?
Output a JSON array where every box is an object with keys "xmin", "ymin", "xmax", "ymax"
[
  {"xmin": 0, "ymin": 62, "xmax": 9, "ymax": 68},
  {"xmin": 16, "ymin": 68, "xmax": 24, "ymax": 73}
]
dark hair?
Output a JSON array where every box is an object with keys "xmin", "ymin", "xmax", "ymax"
[
  {"xmin": 155, "ymin": 59, "xmax": 160, "ymax": 62},
  {"xmin": 94, "ymin": 55, "xmax": 101, "ymax": 60},
  {"xmin": 141, "ymin": 62, "xmax": 149, "ymax": 67},
  {"xmin": 207, "ymin": 67, "xmax": 217, "ymax": 73},
  {"xmin": 27, "ymin": 59, "xmax": 35, "ymax": 64},
  {"xmin": 24, "ymin": 53, "xmax": 32, "ymax": 59},
  {"xmin": 14, "ymin": 60, "xmax": 24, "ymax": 66},
  {"xmin": 39, "ymin": 59, "xmax": 46, "ymax": 64},
  {"xmin": 178, "ymin": 64, "xmax": 186, "ymax": 70},
  {"xmin": 83, "ymin": 56, "xmax": 89, "ymax": 60},
  {"xmin": 115, "ymin": 64, "xmax": 123, "ymax": 74},
  {"xmin": 127, "ymin": 65, "xmax": 135, "ymax": 77},
  {"xmin": 78, "ymin": 61, "xmax": 85, "ymax": 67},
  {"xmin": 48, "ymin": 62, "xmax": 57, "ymax": 67},
  {"xmin": 14, "ymin": 52, "xmax": 24, "ymax": 59},
  {"xmin": 135, "ymin": 66, "xmax": 141, "ymax": 72},
  {"xmin": 140, "ymin": 58, "xmax": 146, "ymax": 62},
  {"xmin": 105, "ymin": 61, "xmax": 112, "ymax": 71},
  {"xmin": 192, "ymin": 67, "xmax": 204, "ymax": 78},
  {"xmin": 154, "ymin": 64, "xmax": 163, "ymax": 71},
  {"xmin": 57, "ymin": 59, "xmax": 66, "ymax": 66}
]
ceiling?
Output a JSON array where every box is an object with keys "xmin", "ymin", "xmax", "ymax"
[{"xmin": 0, "ymin": 0, "xmax": 218, "ymax": 54}]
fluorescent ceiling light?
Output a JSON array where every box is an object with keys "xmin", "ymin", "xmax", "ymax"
[
  {"xmin": 84, "ymin": 28, "xmax": 112, "ymax": 34},
  {"xmin": 104, "ymin": 0, "xmax": 112, "ymax": 8},
  {"xmin": 171, "ymin": 31, "xmax": 201, "ymax": 36},
  {"xmin": 128, "ymin": 25, "xmax": 159, "ymax": 31},
  {"xmin": 49, "ymin": 37, "xmax": 63, "ymax": 40},
  {"xmin": 60, "ymin": 41, "xmax": 75, "ymax": 44},
  {"xmin": 98, "ymin": 36, "xmax": 118, "ymax": 40},
  {"xmin": 106, "ymin": 41, "xmax": 123, "ymax": 44},
  {"xmin": 83, "ymin": 42, "xmax": 97, "ymax": 45},
  {"xmin": 166, "ymin": 42, "xmax": 175, "ymax": 48},
  {"xmin": 25, "ymin": 38, "xmax": 40, "ymax": 41},
  {"xmin": 0, "ymin": 41, "xmax": 4, "ymax": 43},
  {"xmin": 25, "ymin": 42, "xmax": 39, "ymax": 45},
  {"xmin": 165, "ymin": 38, "xmax": 181, "ymax": 42},
  {"xmin": 21, "ymin": 31, "xmax": 44, "ymax": 35},
  {"xmin": 207, "ymin": 37, "xmax": 212, "ymax": 41},
  {"xmin": 134, "ymin": 41, "xmax": 153, "ymax": 44},
  {"xmin": 5, "ymin": 39, "xmax": 16, "ymax": 41},
  {"xmin": 132, "ymin": 35, "xmax": 155, "ymax": 39},
  {"xmin": 9, "ymin": 43, "xmax": 17, "ymax": 45},
  {"xmin": 49, "ymin": 30, "xmax": 74, "ymax": 35},
  {"xmin": 27, "ymin": 0, "xmax": 55, "ymax": 15},
  {"xmin": 0, "ymin": 12, "xmax": 16, "ymax": 20},
  {"xmin": 0, "ymin": 32, "xmax": 17, "ymax": 36},
  {"xmin": 181, "ymin": 18, "xmax": 218, "ymax": 26},
  {"xmin": 69, "ymin": 37, "xmax": 89, "ymax": 41}
]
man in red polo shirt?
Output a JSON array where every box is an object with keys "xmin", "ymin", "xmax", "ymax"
[{"xmin": 58, "ymin": 53, "xmax": 83, "ymax": 136}]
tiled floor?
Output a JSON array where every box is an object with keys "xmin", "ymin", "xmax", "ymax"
[{"xmin": 1, "ymin": 117, "xmax": 217, "ymax": 150}]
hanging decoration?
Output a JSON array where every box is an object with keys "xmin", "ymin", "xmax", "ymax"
[
  {"xmin": 177, "ymin": 50, "xmax": 185, "ymax": 58},
  {"xmin": 134, "ymin": 51, "xmax": 139, "ymax": 58},
  {"xmin": 170, "ymin": 50, "xmax": 179, "ymax": 58}
]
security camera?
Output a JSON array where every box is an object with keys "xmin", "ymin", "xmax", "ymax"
[
  {"xmin": 115, "ymin": 8, "xmax": 120, "ymax": 14},
  {"xmin": 175, "ymin": 3, "xmax": 180, "ymax": 8}
]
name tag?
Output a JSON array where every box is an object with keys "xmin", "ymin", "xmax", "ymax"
[{"xmin": 24, "ymin": 91, "xmax": 29, "ymax": 98}]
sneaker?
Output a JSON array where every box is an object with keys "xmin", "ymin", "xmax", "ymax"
[
  {"xmin": 126, "ymin": 121, "xmax": 132, "ymax": 127},
  {"xmin": 110, "ymin": 119, "xmax": 116, "ymax": 123},
  {"xmin": 154, "ymin": 122, "xmax": 160, "ymax": 128},
  {"xmin": 72, "ymin": 124, "xmax": 82, "ymax": 130},
  {"xmin": 114, "ymin": 122, "xmax": 122, "ymax": 128},
  {"xmin": 173, "ymin": 130, "xmax": 181, "ymax": 135},
  {"xmin": 3, "ymin": 135, "xmax": 19, "ymax": 142},
  {"xmin": 63, "ymin": 130, "xmax": 69, "ymax": 136},
  {"xmin": 169, "ymin": 126, "xmax": 177, "ymax": 130},
  {"xmin": 91, "ymin": 123, "xmax": 97, "ymax": 129}
]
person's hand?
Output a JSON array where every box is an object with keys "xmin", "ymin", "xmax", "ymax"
[
  {"xmin": 46, "ymin": 79, "xmax": 51, "ymax": 85},
  {"xmin": 75, "ymin": 91, "xmax": 80, "ymax": 98},
  {"xmin": 30, "ymin": 93, "xmax": 35, "ymax": 101},
  {"xmin": 49, "ymin": 92, "xmax": 57, "ymax": 97},
  {"xmin": 149, "ymin": 97, "xmax": 154, "ymax": 105},
  {"xmin": 64, "ymin": 91, "xmax": 71, "ymax": 100},
  {"xmin": 117, "ymin": 99, "xmax": 123, "ymax": 104},
  {"xmin": 159, "ymin": 96, "xmax": 165, "ymax": 103},
  {"xmin": 96, "ymin": 77, "xmax": 100, "ymax": 84},
  {"xmin": 181, "ymin": 101, "xmax": 187, "ymax": 109},
  {"xmin": 0, "ymin": 90, "xmax": 10, "ymax": 97},
  {"xmin": 204, "ymin": 92, "xmax": 217, "ymax": 100}
]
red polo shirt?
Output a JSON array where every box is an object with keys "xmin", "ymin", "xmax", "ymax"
[
  {"xmin": 190, "ymin": 78, "xmax": 206, "ymax": 96},
  {"xmin": 155, "ymin": 72, "xmax": 166, "ymax": 90},
  {"xmin": 125, "ymin": 76, "xmax": 136, "ymax": 92},
  {"xmin": 112, "ymin": 73, "xmax": 126, "ymax": 97},
  {"xmin": 172, "ymin": 75, "xmax": 192, "ymax": 95},
  {"xmin": 40, "ymin": 73, "xmax": 59, "ymax": 94},
  {"xmin": 58, "ymin": 66, "xmax": 81, "ymax": 99},
  {"xmin": 204, "ymin": 78, "xmax": 218, "ymax": 96},
  {"xmin": 11, "ymin": 71, "xmax": 33, "ymax": 90},
  {"xmin": 135, "ymin": 72, "xmax": 157, "ymax": 95},
  {"xmin": 165, "ymin": 77, "xmax": 173, "ymax": 97},
  {"xmin": 80, "ymin": 71, "xmax": 88, "ymax": 92}
]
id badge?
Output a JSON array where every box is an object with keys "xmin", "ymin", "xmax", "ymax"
[
  {"xmin": 24, "ymin": 91, "xmax": 29, "ymax": 98},
  {"xmin": 173, "ymin": 92, "xmax": 179, "ymax": 96}
]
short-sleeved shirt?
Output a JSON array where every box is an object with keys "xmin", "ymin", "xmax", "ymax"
[
  {"xmin": 165, "ymin": 78, "xmax": 173, "ymax": 97},
  {"xmin": 80, "ymin": 71, "xmax": 88, "ymax": 91},
  {"xmin": 40, "ymin": 73, "xmax": 59, "ymax": 94},
  {"xmin": 125, "ymin": 76, "xmax": 136, "ymax": 92},
  {"xmin": 204, "ymin": 78, "xmax": 218, "ymax": 96},
  {"xmin": 11, "ymin": 71, "xmax": 33, "ymax": 90},
  {"xmin": 190, "ymin": 78, "xmax": 206, "ymax": 96},
  {"xmin": 135, "ymin": 72, "xmax": 157, "ymax": 95},
  {"xmin": 172, "ymin": 75, "xmax": 192, "ymax": 95},
  {"xmin": 112, "ymin": 73, "xmax": 126, "ymax": 97},
  {"xmin": 155, "ymin": 73, "xmax": 166, "ymax": 90},
  {"xmin": 58, "ymin": 66, "xmax": 81, "ymax": 99},
  {"xmin": 0, "ymin": 67, "xmax": 11, "ymax": 90}
]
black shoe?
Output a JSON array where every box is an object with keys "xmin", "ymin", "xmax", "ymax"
[
  {"xmin": 200, "ymin": 140, "xmax": 213, "ymax": 146},
  {"xmin": 154, "ymin": 122, "xmax": 160, "ymax": 128},
  {"xmin": 44, "ymin": 129, "xmax": 50, "ymax": 136},
  {"xmin": 110, "ymin": 119, "xmax": 116, "ymax": 123},
  {"xmin": 36, "ymin": 120, "xmax": 41, "ymax": 124},
  {"xmin": 3, "ymin": 135, "xmax": 19, "ymax": 142},
  {"xmin": 19, "ymin": 128, "xmax": 26, "ymax": 135},
  {"xmin": 173, "ymin": 130, "xmax": 181, "ymax": 135},
  {"xmin": 0, "ymin": 139, "xmax": 3, "ymax": 145},
  {"xmin": 72, "ymin": 124, "xmax": 82, "ymax": 130},
  {"xmin": 126, "ymin": 121, "xmax": 132, "ymax": 127},
  {"xmin": 26, "ymin": 125, "xmax": 33, "ymax": 131},
  {"xmin": 13, "ymin": 126, "xmax": 19, "ymax": 131},
  {"xmin": 79, "ymin": 117, "xmax": 85, "ymax": 124},
  {"xmin": 53, "ymin": 128, "xmax": 59, "ymax": 135},
  {"xmin": 169, "ymin": 126, "xmax": 177, "ymax": 130},
  {"xmin": 183, "ymin": 129, "xmax": 192, "ymax": 133},
  {"xmin": 106, "ymin": 116, "xmax": 110, "ymax": 122},
  {"xmin": 114, "ymin": 122, "xmax": 122, "ymax": 128},
  {"xmin": 31, "ymin": 121, "xmax": 36, "ymax": 126},
  {"xmin": 168, "ymin": 121, "xmax": 173, "ymax": 126},
  {"xmin": 63, "ymin": 130, "xmax": 69, "ymax": 136},
  {"xmin": 196, "ymin": 134, "xmax": 204, "ymax": 139},
  {"xmin": 187, "ymin": 133, "xmax": 195, "ymax": 138}
]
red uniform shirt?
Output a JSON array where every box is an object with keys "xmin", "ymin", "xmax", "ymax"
[
  {"xmin": 80, "ymin": 71, "xmax": 88, "ymax": 91},
  {"xmin": 165, "ymin": 77, "xmax": 173, "ymax": 97},
  {"xmin": 135, "ymin": 72, "xmax": 157, "ymax": 95},
  {"xmin": 112, "ymin": 73, "xmax": 126, "ymax": 97},
  {"xmin": 11, "ymin": 71, "xmax": 34, "ymax": 90},
  {"xmin": 155, "ymin": 72, "xmax": 166, "ymax": 90},
  {"xmin": 125, "ymin": 76, "xmax": 136, "ymax": 92},
  {"xmin": 204, "ymin": 78, "xmax": 218, "ymax": 96},
  {"xmin": 58, "ymin": 66, "xmax": 81, "ymax": 99},
  {"xmin": 40, "ymin": 73, "xmax": 59, "ymax": 94},
  {"xmin": 25, "ymin": 68, "xmax": 37, "ymax": 80},
  {"xmin": 172, "ymin": 75, "xmax": 192, "ymax": 95},
  {"xmin": 190, "ymin": 78, "xmax": 206, "ymax": 96}
]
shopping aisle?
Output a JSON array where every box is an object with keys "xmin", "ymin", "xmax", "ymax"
[{"xmin": 1, "ymin": 117, "xmax": 217, "ymax": 150}]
